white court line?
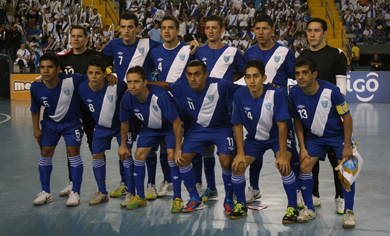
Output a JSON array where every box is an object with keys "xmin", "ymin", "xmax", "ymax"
[{"xmin": 0, "ymin": 113, "xmax": 11, "ymax": 124}]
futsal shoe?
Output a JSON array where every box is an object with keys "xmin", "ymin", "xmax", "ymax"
[
  {"xmin": 126, "ymin": 195, "xmax": 147, "ymax": 210},
  {"xmin": 33, "ymin": 191, "xmax": 53, "ymax": 205},
  {"xmin": 297, "ymin": 206, "xmax": 316, "ymax": 223},
  {"xmin": 229, "ymin": 203, "xmax": 248, "ymax": 219},
  {"xmin": 171, "ymin": 198, "xmax": 184, "ymax": 213},
  {"xmin": 59, "ymin": 181, "xmax": 73, "ymax": 196},
  {"xmin": 224, "ymin": 199, "xmax": 235, "ymax": 215},
  {"xmin": 201, "ymin": 188, "xmax": 219, "ymax": 202},
  {"xmin": 245, "ymin": 186, "xmax": 261, "ymax": 204},
  {"xmin": 335, "ymin": 197, "xmax": 345, "ymax": 214},
  {"xmin": 66, "ymin": 191, "xmax": 81, "ymax": 207},
  {"xmin": 181, "ymin": 197, "xmax": 204, "ymax": 212},
  {"xmin": 110, "ymin": 182, "xmax": 128, "ymax": 198},
  {"xmin": 297, "ymin": 190, "xmax": 305, "ymax": 208},
  {"xmin": 120, "ymin": 193, "xmax": 134, "ymax": 207},
  {"xmin": 157, "ymin": 181, "xmax": 173, "ymax": 197},
  {"xmin": 145, "ymin": 183, "xmax": 157, "ymax": 200},
  {"xmin": 313, "ymin": 195, "xmax": 321, "ymax": 207},
  {"xmin": 343, "ymin": 210, "xmax": 356, "ymax": 229},
  {"xmin": 282, "ymin": 206, "xmax": 299, "ymax": 224},
  {"xmin": 89, "ymin": 191, "xmax": 109, "ymax": 205}
]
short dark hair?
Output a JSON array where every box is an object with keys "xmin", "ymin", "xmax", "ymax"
[
  {"xmin": 351, "ymin": 41, "xmax": 356, "ymax": 46},
  {"xmin": 187, "ymin": 60, "xmax": 207, "ymax": 73},
  {"xmin": 307, "ymin": 18, "xmax": 327, "ymax": 32},
  {"xmin": 119, "ymin": 12, "xmax": 139, "ymax": 27},
  {"xmin": 205, "ymin": 15, "xmax": 223, "ymax": 28},
  {"xmin": 254, "ymin": 13, "xmax": 274, "ymax": 28},
  {"xmin": 161, "ymin": 15, "xmax": 179, "ymax": 29},
  {"xmin": 71, "ymin": 25, "xmax": 88, "ymax": 37},
  {"xmin": 88, "ymin": 55, "xmax": 107, "ymax": 73},
  {"xmin": 39, "ymin": 52, "xmax": 60, "ymax": 67},
  {"xmin": 127, "ymin": 66, "xmax": 146, "ymax": 81},
  {"xmin": 295, "ymin": 57, "xmax": 317, "ymax": 73},
  {"xmin": 245, "ymin": 59, "xmax": 266, "ymax": 77}
]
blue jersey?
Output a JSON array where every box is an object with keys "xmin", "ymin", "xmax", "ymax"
[
  {"xmin": 244, "ymin": 42, "xmax": 296, "ymax": 96},
  {"xmin": 120, "ymin": 84, "xmax": 179, "ymax": 136},
  {"xmin": 30, "ymin": 73, "xmax": 86, "ymax": 123},
  {"xmin": 149, "ymin": 41, "xmax": 195, "ymax": 82},
  {"xmin": 289, "ymin": 79, "xmax": 350, "ymax": 138},
  {"xmin": 78, "ymin": 80, "xmax": 127, "ymax": 129},
  {"xmin": 102, "ymin": 38, "xmax": 161, "ymax": 82},
  {"xmin": 231, "ymin": 85, "xmax": 290, "ymax": 142},
  {"xmin": 195, "ymin": 44, "xmax": 245, "ymax": 82},
  {"xmin": 169, "ymin": 77, "xmax": 241, "ymax": 131}
]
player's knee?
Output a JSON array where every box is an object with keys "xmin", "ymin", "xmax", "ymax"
[
  {"xmin": 300, "ymin": 160, "xmax": 312, "ymax": 174},
  {"xmin": 135, "ymin": 150, "xmax": 147, "ymax": 161},
  {"xmin": 92, "ymin": 153, "xmax": 104, "ymax": 159},
  {"xmin": 167, "ymin": 153, "xmax": 174, "ymax": 162},
  {"xmin": 234, "ymin": 162, "xmax": 246, "ymax": 175},
  {"xmin": 41, "ymin": 147, "xmax": 55, "ymax": 157}
]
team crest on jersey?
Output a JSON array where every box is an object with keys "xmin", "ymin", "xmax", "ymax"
[
  {"xmin": 179, "ymin": 54, "xmax": 185, "ymax": 61},
  {"xmin": 244, "ymin": 107, "xmax": 251, "ymax": 111},
  {"xmin": 87, "ymin": 99, "xmax": 93, "ymax": 103},
  {"xmin": 321, "ymin": 101, "xmax": 328, "ymax": 108},
  {"xmin": 265, "ymin": 103, "xmax": 271, "ymax": 110},
  {"xmin": 207, "ymin": 95, "xmax": 214, "ymax": 101},
  {"xmin": 63, "ymin": 88, "xmax": 70, "ymax": 96},
  {"xmin": 139, "ymin": 47, "xmax": 144, "ymax": 54},
  {"xmin": 107, "ymin": 95, "xmax": 113, "ymax": 102},
  {"xmin": 152, "ymin": 105, "xmax": 158, "ymax": 111},
  {"xmin": 118, "ymin": 51, "xmax": 123, "ymax": 55},
  {"xmin": 274, "ymin": 56, "xmax": 281, "ymax": 63},
  {"xmin": 297, "ymin": 105, "xmax": 305, "ymax": 109},
  {"xmin": 224, "ymin": 56, "xmax": 230, "ymax": 63}
]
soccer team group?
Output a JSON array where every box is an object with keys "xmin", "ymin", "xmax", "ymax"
[{"xmin": 30, "ymin": 12, "xmax": 357, "ymax": 229}]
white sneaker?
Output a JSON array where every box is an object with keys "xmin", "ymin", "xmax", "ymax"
[
  {"xmin": 59, "ymin": 181, "xmax": 73, "ymax": 196},
  {"xmin": 66, "ymin": 191, "xmax": 81, "ymax": 207},
  {"xmin": 157, "ymin": 181, "xmax": 173, "ymax": 197},
  {"xmin": 297, "ymin": 190, "xmax": 305, "ymax": 208},
  {"xmin": 33, "ymin": 191, "xmax": 53, "ymax": 205},
  {"xmin": 313, "ymin": 195, "xmax": 321, "ymax": 207},
  {"xmin": 196, "ymin": 183, "xmax": 204, "ymax": 196},
  {"xmin": 245, "ymin": 186, "xmax": 261, "ymax": 204},
  {"xmin": 145, "ymin": 183, "xmax": 157, "ymax": 200},
  {"xmin": 335, "ymin": 197, "xmax": 345, "ymax": 214},
  {"xmin": 297, "ymin": 206, "xmax": 316, "ymax": 223},
  {"xmin": 120, "ymin": 193, "xmax": 134, "ymax": 207},
  {"xmin": 343, "ymin": 210, "xmax": 355, "ymax": 229},
  {"xmin": 89, "ymin": 191, "xmax": 109, "ymax": 205}
]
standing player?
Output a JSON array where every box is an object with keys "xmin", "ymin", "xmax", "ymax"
[
  {"xmin": 298, "ymin": 18, "xmax": 348, "ymax": 213},
  {"xmin": 290, "ymin": 58, "xmax": 356, "ymax": 229},
  {"xmin": 118, "ymin": 66, "xmax": 183, "ymax": 212},
  {"xmin": 31, "ymin": 53, "xmax": 85, "ymax": 207},
  {"xmin": 230, "ymin": 59, "xmax": 298, "ymax": 222}
]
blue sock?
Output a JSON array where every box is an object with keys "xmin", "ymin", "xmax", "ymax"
[
  {"xmin": 204, "ymin": 153, "xmax": 216, "ymax": 191},
  {"xmin": 249, "ymin": 158, "xmax": 262, "ymax": 190},
  {"xmin": 38, "ymin": 156, "xmax": 53, "ymax": 193},
  {"xmin": 232, "ymin": 173, "xmax": 246, "ymax": 205},
  {"xmin": 159, "ymin": 145, "xmax": 171, "ymax": 182},
  {"xmin": 282, "ymin": 172, "xmax": 298, "ymax": 208},
  {"xmin": 222, "ymin": 169, "xmax": 233, "ymax": 201},
  {"xmin": 68, "ymin": 155, "xmax": 83, "ymax": 194},
  {"xmin": 123, "ymin": 157, "xmax": 135, "ymax": 194},
  {"xmin": 300, "ymin": 173, "xmax": 314, "ymax": 210},
  {"xmin": 343, "ymin": 183, "xmax": 355, "ymax": 213},
  {"xmin": 168, "ymin": 161, "xmax": 181, "ymax": 200},
  {"xmin": 192, "ymin": 153, "xmax": 203, "ymax": 185},
  {"xmin": 180, "ymin": 164, "xmax": 200, "ymax": 200},
  {"xmin": 93, "ymin": 158, "xmax": 107, "ymax": 194},
  {"xmin": 119, "ymin": 159, "xmax": 126, "ymax": 184},
  {"xmin": 291, "ymin": 146, "xmax": 301, "ymax": 190},
  {"xmin": 134, "ymin": 160, "xmax": 146, "ymax": 198},
  {"xmin": 146, "ymin": 151, "xmax": 157, "ymax": 185}
]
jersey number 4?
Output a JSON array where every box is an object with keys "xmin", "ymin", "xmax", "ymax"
[
  {"xmin": 245, "ymin": 111, "xmax": 253, "ymax": 120},
  {"xmin": 298, "ymin": 109, "xmax": 308, "ymax": 119}
]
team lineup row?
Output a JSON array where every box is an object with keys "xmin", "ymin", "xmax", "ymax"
[{"xmin": 30, "ymin": 13, "xmax": 356, "ymax": 229}]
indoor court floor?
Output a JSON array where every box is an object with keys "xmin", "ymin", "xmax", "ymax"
[{"xmin": 0, "ymin": 100, "xmax": 389, "ymax": 236}]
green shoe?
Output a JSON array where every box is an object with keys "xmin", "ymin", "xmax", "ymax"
[
  {"xmin": 282, "ymin": 206, "xmax": 299, "ymax": 224},
  {"xmin": 171, "ymin": 198, "xmax": 183, "ymax": 213},
  {"xmin": 110, "ymin": 182, "xmax": 127, "ymax": 198},
  {"xmin": 229, "ymin": 202, "xmax": 248, "ymax": 219},
  {"xmin": 201, "ymin": 188, "xmax": 218, "ymax": 202},
  {"xmin": 126, "ymin": 195, "xmax": 147, "ymax": 210}
]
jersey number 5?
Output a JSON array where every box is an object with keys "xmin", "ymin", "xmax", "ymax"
[{"xmin": 298, "ymin": 109, "xmax": 308, "ymax": 119}]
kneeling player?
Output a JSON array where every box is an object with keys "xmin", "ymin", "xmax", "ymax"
[
  {"xmin": 230, "ymin": 60, "xmax": 298, "ymax": 222},
  {"xmin": 290, "ymin": 58, "xmax": 356, "ymax": 229},
  {"xmin": 118, "ymin": 66, "xmax": 183, "ymax": 212}
]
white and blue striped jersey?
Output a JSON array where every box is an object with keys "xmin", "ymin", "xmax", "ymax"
[
  {"xmin": 120, "ymin": 84, "xmax": 179, "ymax": 136},
  {"xmin": 169, "ymin": 77, "xmax": 241, "ymax": 131},
  {"xmin": 149, "ymin": 41, "xmax": 195, "ymax": 82},
  {"xmin": 30, "ymin": 73, "xmax": 86, "ymax": 122},
  {"xmin": 231, "ymin": 85, "xmax": 290, "ymax": 142},
  {"xmin": 102, "ymin": 38, "xmax": 161, "ymax": 82},
  {"xmin": 195, "ymin": 44, "xmax": 245, "ymax": 82},
  {"xmin": 78, "ymin": 80, "xmax": 127, "ymax": 129},
  {"xmin": 289, "ymin": 79, "xmax": 350, "ymax": 138}
]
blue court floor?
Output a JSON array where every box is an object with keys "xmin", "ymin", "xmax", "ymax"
[{"xmin": 0, "ymin": 100, "xmax": 389, "ymax": 236}]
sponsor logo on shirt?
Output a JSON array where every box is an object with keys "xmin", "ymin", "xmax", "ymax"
[
  {"xmin": 134, "ymin": 109, "xmax": 140, "ymax": 112},
  {"xmin": 297, "ymin": 105, "xmax": 305, "ymax": 109},
  {"xmin": 157, "ymin": 58, "xmax": 163, "ymax": 61},
  {"xmin": 186, "ymin": 97, "xmax": 192, "ymax": 101},
  {"xmin": 118, "ymin": 51, "xmax": 123, "ymax": 55},
  {"xmin": 87, "ymin": 99, "xmax": 93, "ymax": 103},
  {"xmin": 244, "ymin": 107, "xmax": 251, "ymax": 111},
  {"xmin": 41, "ymin": 96, "xmax": 47, "ymax": 100},
  {"xmin": 202, "ymin": 57, "xmax": 207, "ymax": 61}
]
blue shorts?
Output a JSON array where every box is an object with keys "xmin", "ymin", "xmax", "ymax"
[
  {"xmin": 305, "ymin": 134, "xmax": 351, "ymax": 161},
  {"xmin": 244, "ymin": 136, "xmax": 292, "ymax": 162},
  {"xmin": 41, "ymin": 118, "xmax": 83, "ymax": 147},
  {"xmin": 137, "ymin": 134, "xmax": 176, "ymax": 150},
  {"xmin": 182, "ymin": 127, "xmax": 235, "ymax": 156},
  {"xmin": 92, "ymin": 126, "xmax": 135, "ymax": 154}
]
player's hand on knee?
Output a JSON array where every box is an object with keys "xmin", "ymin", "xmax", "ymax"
[
  {"xmin": 275, "ymin": 156, "xmax": 291, "ymax": 176},
  {"xmin": 232, "ymin": 153, "xmax": 246, "ymax": 173},
  {"xmin": 118, "ymin": 145, "xmax": 130, "ymax": 161},
  {"xmin": 299, "ymin": 148, "xmax": 311, "ymax": 163},
  {"xmin": 174, "ymin": 149, "xmax": 182, "ymax": 165},
  {"xmin": 342, "ymin": 145, "xmax": 353, "ymax": 161},
  {"xmin": 34, "ymin": 128, "xmax": 42, "ymax": 141}
]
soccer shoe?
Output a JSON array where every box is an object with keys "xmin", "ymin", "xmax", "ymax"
[
  {"xmin": 181, "ymin": 197, "xmax": 204, "ymax": 212},
  {"xmin": 110, "ymin": 182, "xmax": 128, "ymax": 198},
  {"xmin": 59, "ymin": 181, "xmax": 73, "ymax": 196},
  {"xmin": 201, "ymin": 188, "xmax": 219, "ymax": 202},
  {"xmin": 33, "ymin": 191, "xmax": 53, "ymax": 206},
  {"xmin": 282, "ymin": 206, "xmax": 299, "ymax": 224},
  {"xmin": 224, "ymin": 199, "xmax": 236, "ymax": 215},
  {"xmin": 120, "ymin": 193, "xmax": 135, "ymax": 207},
  {"xmin": 297, "ymin": 206, "xmax": 316, "ymax": 223},
  {"xmin": 335, "ymin": 197, "xmax": 345, "ymax": 214},
  {"xmin": 229, "ymin": 203, "xmax": 248, "ymax": 220},
  {"xmin": 297, "ymin": 190, "xmax": 305, "ymax": 208},
  {"xmin": 157, "ymin": 181, "xmax": 173, "ymax": 197},
  {"xmin": 145, "ymin": 183, "xmax": 157, "ymax": 200},
  {"xmin": 343, "ymin": 210, "xmax": 356, "ymax": 229},
  {"xmin": 171, "ymin": 198, "xmax": 184, "ymax": 213},
  {"xmin": 313, "ymin": 195, "xmax": 321, "ymax": 207},
  {"xmin": 66, "ymin": 191, "xmax": 81, "ymax": 207},
  {"xmin": 196, "ymin": 183, "xmax": 204, "ymax": 196},
  {"xmin": 245, "ymin": 186, "xmax": 261, "ymax": 204},
  {"xmin": 126, "ymin": 195, "xmax": 147, "ymax": 210},
  {"xmin": 89, "ymin": 191, "xmax": 109, "ymax": 205}
]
